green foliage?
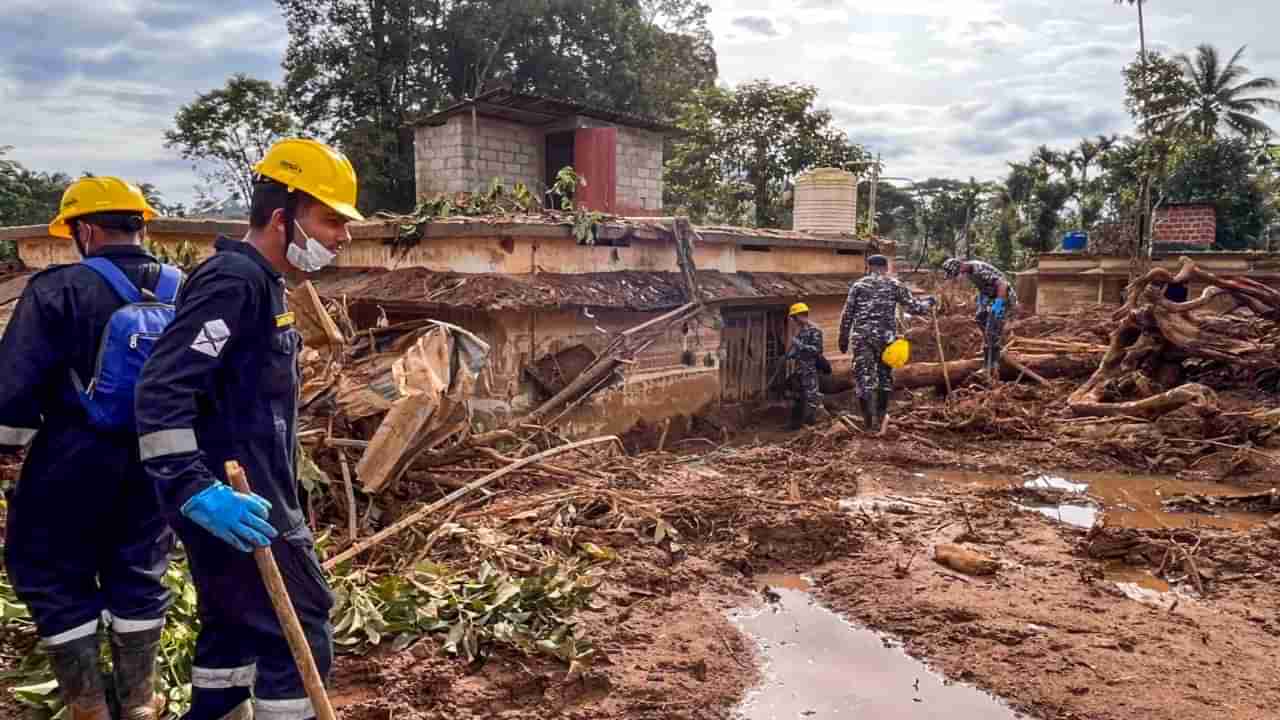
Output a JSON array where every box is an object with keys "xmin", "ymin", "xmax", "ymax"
[
  {"xmin": 1161, "ymin": 136, "xmax": 1276, "ymax": 249},
  {"xmin": 664, "ymin": 80, "xmax": 867, "ymax": 227},
  {"xmin": 0, "ymin": 552, "xmax": 200, "ymax": 718},
  {"xmin": 856, "ymin": 181, "xmax": 917, "ymax": 239},
  {"xmin": 1172, "ymin": 45, "xmax": 1280, "ymax": 138},
  {"xmin": 907, "ymin": 178, "xmax": 993, "ymax": 262},
  {"xmin": 329, "ymin": 558, "xmax": 602, "ymax": 671},
  {"xmin": 2, "ymin": 545, "xmax": 605, "ymax": 717},
  {"xmin": 1124, "ymin": 50, "xmax": 1191, "ymax": 135},
  {"xmin": 390, "ymin": 176, "xmax": 543, "ymax": 248},
  {"xmin": 164, "ymin": 75, "xmax": 296, "ymax": 208},
  {"xmin": 143, "ymin": 239, "xmax": 201, "ymax": 271},
  {"xmin": 277, "ymin": 0, "xmax": 715, "ymax": 214},
  {"xmin": 384, "ymin": 170, "xmax": 602, "ymax": 248},
  {"xmin": 0, "ymin": 146, "xmax": 70, "ymax": 229}
]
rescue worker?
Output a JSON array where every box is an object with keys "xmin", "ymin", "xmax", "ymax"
[
  {"xmin": 784, "ymin": 303, "xmax": 824, "ymax": 430},
  {"xmin": 0, "ymin": 178, "xmax": 175, "ymax": 720},
  {"xmin": 838, "ymin": 255, "xmax": 936, "ymax": 432},
  {"xmin": 135, "ymin": 139, "xmax": 362, "ymax": 720},
  {"xmin": 941, "ymin": 257, "xmax": 1016, "ymax": 377}
]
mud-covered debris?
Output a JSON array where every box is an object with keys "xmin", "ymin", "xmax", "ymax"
[{"xmin": 934, "ymin": 544, "xmax": 998, "ymax": 576}]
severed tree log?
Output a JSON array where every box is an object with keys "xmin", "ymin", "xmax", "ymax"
[
  {"xmin": 892, "ymin": 353, "xmax": 1100, "ymax": 389},
  {"xmin": 1069, "ymin": 258, "xmax": 1280, "ymax": 418}
]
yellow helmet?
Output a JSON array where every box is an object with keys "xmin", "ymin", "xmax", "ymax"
[
  {"xmin": 881, "ymin": 338, "xmax": 910, "ymax": 369},
  {"xmin": 789, "ymin": 302, "xmax": 810, "ymax": 317},
  {"xmin": 48, "ymin": 177, "xmax": 158, "ymax": 239},
  {"xmin": 252, "ymin": 138, "xmax": 364, "ymax": 221}
]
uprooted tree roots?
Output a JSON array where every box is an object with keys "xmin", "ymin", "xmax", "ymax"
[{"xmin": 1069, "ymin": 257, "xmax": 1280, "ymax": 419}]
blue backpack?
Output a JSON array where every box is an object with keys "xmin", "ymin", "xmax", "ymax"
[{"xmin": 71, "ymin": 257, "xmax": 183, "ymax": 432}]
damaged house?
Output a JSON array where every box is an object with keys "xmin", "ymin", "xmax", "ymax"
[
  {"xmin": 1, "ymin": 216, "xmax": 886, "ymax": 440},
  {"xmin": 0, "ymin": 93, "xmax": 889, "ymax": 443}
]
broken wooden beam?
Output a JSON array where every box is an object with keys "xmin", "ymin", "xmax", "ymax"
[{"xmin": 322, "ymin": 435, "xmax": 622, "ymax": 570}]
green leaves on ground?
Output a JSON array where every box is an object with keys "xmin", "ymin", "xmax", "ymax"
[{"xmin": 331, "ymin": 558, "xmax": 602, "ymax": 673}]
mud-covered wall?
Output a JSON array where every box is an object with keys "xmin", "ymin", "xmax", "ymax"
[
  {"xmin": 558, "ymin": 368, "xmax": 721, "ymax": 438},
  {"xmin": 11, "ymin": 222, "xmax": 871, "ymax": 277}
]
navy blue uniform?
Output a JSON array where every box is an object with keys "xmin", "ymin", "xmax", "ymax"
[
  {"xmin": 0, "ymin": 246, "xmax": 175, "ymax": 645},
  {"xmin": 135, "ymin": 237, "xmax": 333, "ymax": 720}
]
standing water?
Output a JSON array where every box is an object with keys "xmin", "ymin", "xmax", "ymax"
[
  {"xmin": 731, "ymin": 575, "xmax": 1022, "ymax": 719},
  {"xmin": 922, "ymin": 470, "xmax": 1268, "ymax": 531}
]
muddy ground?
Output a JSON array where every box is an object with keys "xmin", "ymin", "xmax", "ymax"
[
  {"xmin": 3, "ymin": 387, "xmax": 1279, "ymax": 719},
  {"xmin": 314, "ymin": 416, "xmax": 1280, "ymax": 720}
]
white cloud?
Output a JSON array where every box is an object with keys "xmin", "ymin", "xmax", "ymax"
[
  {"xmin": 3, "ymin": 0, "xmax": 1280, "ymax": 209},
  {"xmin": 708, "ymin": 0, "xmax": 1280, "ymax": 185}
]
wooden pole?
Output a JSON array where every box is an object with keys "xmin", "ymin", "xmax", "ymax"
[
  {"xmin": 322, "ymin": 435, "xmax": 622, "ymax": 570},
  {"xmin": 224, "ymin": 462, "xmax": 336, "ymax": 720},
  {"xmin": 931, "ymin": 307, "xmax": 953, "ymax": 397}
]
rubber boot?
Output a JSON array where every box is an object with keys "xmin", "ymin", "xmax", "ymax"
[
  {"xmin": 46, "ymin": 633, "xmax": 111, "ymax": 720},
  {"xmin": 803, "ymin": 402, "xmax": 817, "ymax": 427},
  {"xmin": 785, "ymin": 398, "xmax": 804, "ymax": 431},
  {"xmin": 857, "ymin": 396, "xmax": 874, "ymax": 431},
  {"xmin": 875, "ymin": 390, "xmax": 891, "ymax": 435},
  {"xmin": 110, "ymin": 627, "xmax": 166, "ymax": 720}
]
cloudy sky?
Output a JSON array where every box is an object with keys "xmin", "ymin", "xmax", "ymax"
[{"xmin": 2, "ymin": 0, "xmax": 1278, "ymax": 206}]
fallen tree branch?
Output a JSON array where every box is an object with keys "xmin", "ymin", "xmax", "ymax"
[
  {"xmin": 1000, "ymin": 354, "xmax": 1049, "ymax": 386},
  {"xmin": 1069, "ymin": 257, "xmax": 1280, "ymax": 418},
  {"xmin": 322, "ymin": 435, "xmax": 623, "ymax": 570}
]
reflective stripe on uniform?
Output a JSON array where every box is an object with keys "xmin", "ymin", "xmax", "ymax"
[
  {"xmin": 139, "ymin": 428, "xmax": 199, "ymax": 461},
  {"xmin": 255, "ymin": 697, "xmax": 313, "ymax": 720},
  {"xmin": 0, "ymin": 425, "xmax": 37, "ymax": 447},
  {"xmin": 192, "ymin": 664, "xmax": 257, "ymax": 689},
  {"xmin": 41, "ymin": 618, "xmax": 99, "ymax": 646},
  {"xmin": 107, "ymin": 613, "xmax": 165, "ymax": 634}
]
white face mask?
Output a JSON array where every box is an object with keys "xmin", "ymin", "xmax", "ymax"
[{"xmin": 286, "ymin": 220, "xmax": 337, "ymax": 272}]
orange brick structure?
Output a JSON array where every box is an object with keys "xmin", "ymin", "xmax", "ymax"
[{"xmin": 1153, "ymin": 203, "xmax": 1216, "ymax": 248}]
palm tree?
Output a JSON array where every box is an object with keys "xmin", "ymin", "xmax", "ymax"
[
  {"xmin": 1115, "ymin": 0, "xmax": 1149, "ymax": 80},
  {"xmin": 1172, "ymin": 45, "xmax": 1280, "ymax": 138}
]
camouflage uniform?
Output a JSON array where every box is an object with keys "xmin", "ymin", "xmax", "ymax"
[
  {"xmin": 786, "ymin": 323, "xmax": 824, "ymax": 424},
  {"xmin": 838, "ymin": 272, "xmax": 934, "ymax": 398},
  {"xmin": 838, "ymin": 270, "xmax": 934, "ymax": 431},
  {"xmin": 963, "ymin": 261, "xmax": 1017, "ymax": 371}
]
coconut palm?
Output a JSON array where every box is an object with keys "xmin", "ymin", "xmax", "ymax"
[{"xmin": 1171, "ymin": 45, "xmax": 1280, "ymax": 138}]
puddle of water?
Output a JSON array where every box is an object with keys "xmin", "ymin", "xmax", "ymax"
[
  {"xmin": 755, "ymin": 573, "xmax": 812, "ymax": 592},
  {"xmin": 1103, "ymin": 562, "xmax": 1172, "ymax": 594},
  {"xmin": 1024, "ymin": 474, "xmax": 1089, "ymax": 494},
  {"xmin": 1018, "ymin": 502, "xmax": 1096, "ymax": 528},
  {"xmin": 730, "ymin": 586, "xmax": 1021, "ymax": 720},
  {"xmin": 925, "ymin": 470, "xmax": 1267, "ymax": 531}
]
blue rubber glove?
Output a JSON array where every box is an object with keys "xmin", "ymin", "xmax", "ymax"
[
  {"xmin": 181, "ymin": 484, "xmax": 277, "ymax": 553},
  {"xmin": 992, "ymin": 298, "xmax": 1007, "ymax": 319}
]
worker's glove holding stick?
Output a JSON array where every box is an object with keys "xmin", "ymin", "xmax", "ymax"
[
  {"xmin": 181, "ymin": 483, "xmax": 277, "ymax": 552},
  {"xmin": 991, "ymin": 298, "xmax": 1006, "ymax": 319}
]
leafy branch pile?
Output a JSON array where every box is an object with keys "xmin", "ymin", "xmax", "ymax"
[
  {"xmin": 0, "ymin": 556, "xmax": 199, "ymax": 719},
  {"xmin": 382, "ymin": 167, "xmax": 605, "ymax": 251},
  {"xmin": 1, "ymin": 546, "xmax": 604, "ymax": 717},
  {"xmin": 329, "ymin": 559, "xmax": 600, "ymax": 672}
]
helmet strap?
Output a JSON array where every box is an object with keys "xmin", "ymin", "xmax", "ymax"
[
  {"xmin": 70, "ymin": 221, "xmax": 88, "ymax": 258},
  {"xmin": 283, "ymin": 188, "xmax": 300, "ymax": 254}
]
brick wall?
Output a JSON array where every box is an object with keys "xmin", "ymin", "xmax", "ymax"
[
  {"xmin": 415, "ymin": 116, "xmax": 664, "ymax": 211},
  {"xmin": 415, "ymin": 115, "xmax": 543, "ymax": 198},
  {"xmin": 1153, "ymin": 204, "xmax": 1216, "ymax": 248},
  {"xmin": 615, "ymin": 127, "xmax": 664, "ymax": 215}
]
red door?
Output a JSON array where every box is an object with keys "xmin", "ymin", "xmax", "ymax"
[{"xmin": 573, "ymin": 128, "xmax": 617, "ymax": 214}]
